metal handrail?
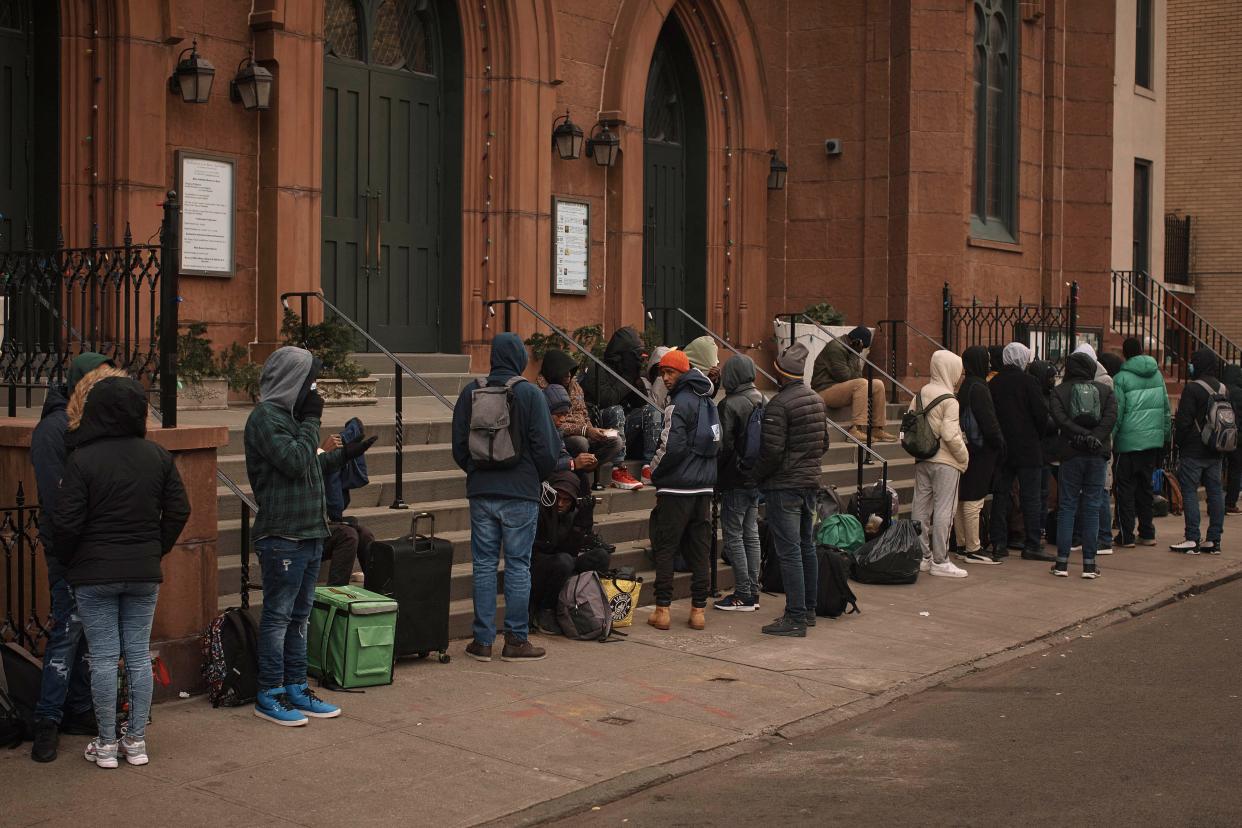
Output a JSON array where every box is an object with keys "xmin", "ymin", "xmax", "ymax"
[
  {"xmin": 484, "ymin": 297, "xmax": 661, "ymax": 414},
  {"xmin": 875, "ymin": 319, "xmax": 946, "ymax": 404},
  {"xmin": 787, "ymin": 314, "xmax": 915, "ymax": 399},
  {"xmin": 646, "ymin": 305, "xmax": 780, "ymax": 386},
  {"xmin": 282, "ymin": 291, "xmax": 457, "ymax": 512},
  {"xmin": 1113, "ymin": 275, "xmax": 1233, "ymax": 370},
  {"xmin": 1121, "ymin": 270, "xmax": 1242, "ymax": 357}
]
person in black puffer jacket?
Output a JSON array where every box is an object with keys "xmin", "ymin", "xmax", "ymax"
[
  {"xmin": 714, "ymin": 354, "xmax": 766, "ymax": 611},
  {"xmin": 753, "ymin": 342, "xmax": 829, "ymax": 638},
  {"xmin": 989, "ymin": 343, "xmax": 1053, "ymax": 561},
  {"xmin": 1171, "ymin": 348, "xmax": 1229, "ymax": 553},
  {"xmin": 956, "ymin": 346, "xmax": 1006, "ymax": 564},
  {"xmin": 1027, "ymin": 359, "xmax": 1060, "ymax": 541},
  {"xmin": 53, "ymin": 376, "xmax": 190, "ymax": 769}
]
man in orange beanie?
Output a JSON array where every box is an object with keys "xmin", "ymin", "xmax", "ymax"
[{"xmin": 646, "ymin": 349, "xmax": 720, "ymax": 631}]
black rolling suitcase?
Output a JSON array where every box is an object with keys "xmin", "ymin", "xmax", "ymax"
[{"xmin": 365, "ymin": 512, "xmax": 453, "ymax": 663}]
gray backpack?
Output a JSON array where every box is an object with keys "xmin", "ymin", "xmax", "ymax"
[
  {"xmin": 556, "ymin": 571, "xmax": 613, "ymax": 641},
  {"xmin": 468, "ymin": 377, "xmax": 525, "ymax": 469}
]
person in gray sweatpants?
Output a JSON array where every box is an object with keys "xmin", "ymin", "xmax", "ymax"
[{"xmin": 909, "ymin": 351, "xmax": 971, "ymax": 578}]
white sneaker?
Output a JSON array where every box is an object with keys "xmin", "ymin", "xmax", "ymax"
[
  {"xmin": 1169, "ymin": 539, "xmax": 1200, "ymax": 554},
  {"xmin": 85, "ymin": 738, "xmax": 119, "ymax": 769},
  {"xmin": 1095, "ymin": 547, "xmax": 1113, "ymax": 556},
  {"xmin": 120, "ymin": 735, "xmax": 148, "ymax": 766},
  {"xmin": 929, "ymin": 561, "xmax": 968, "ymax": 578},
  {"xmin": 919, "ymin": 557, "xmax": 932, "ymax": 573}
]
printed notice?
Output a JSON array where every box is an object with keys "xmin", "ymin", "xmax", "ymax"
[
  {"xmin": 553, "ymin": 198, "xmax": 589, "ymax": 295},
  {"xmin": 179, "ymin": 154, "xmax": 234, "ymax": 276}
]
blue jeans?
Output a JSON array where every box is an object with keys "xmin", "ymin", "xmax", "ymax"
[
  {"xmin": 624, "ymin": 406, "xmax": 664, "ymax": 463},
  {"xmin": 1057, "ymin": 455, "xmax": 1106, "ymax": 564},
  {"xmin": 720, "ymin": 489, "xmax": 761, "ymax": 599},
  {"xmin": 73, "ymin": 582, "xmax": 159, "ymax": 742},
  {"xmin": 34, "ymin": 556, "xmax": 93, "ymax": 722},
  {"xmin": 256, "ymin": 537, "xmax": 323, "ymax": 691},
  {"xmin": 469, "ymin": 497, "xmax": 538, "ymax": 645},
  {"xmin": 763, "ymin": 488, "xmax": 817, "ymax": 617},
  {"xmin": 1178, "ymin": 455, "xmax": 1225, "ymax": 544}
]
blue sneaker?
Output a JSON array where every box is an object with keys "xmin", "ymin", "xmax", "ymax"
[
  {"xmin": 253, "ymin": 688, "xmax": 308, "ymax": 727},
  {"xmin": 284, "ymin": 682, "xmax": 341, "ymax": 719}
]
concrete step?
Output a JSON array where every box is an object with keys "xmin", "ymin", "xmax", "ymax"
[
  {"xmin": 369, "ymin": 372, "xmax": 483, "ymax": 399},
  {"xmin": 218, "ymin": 418, "xmax": 454, "ymax": 456},
  {"xmin": 350, "ymin": 352, "xmax": 473, "ymax": 375}
]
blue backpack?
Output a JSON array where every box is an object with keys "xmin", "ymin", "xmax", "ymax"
[{"xmin": 735, "ymin": 400, "xmax": 766, "ymax": 472}]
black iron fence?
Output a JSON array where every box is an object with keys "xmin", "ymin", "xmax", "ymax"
[
  {"xmin": 941, "ymin": 281, "xmax": 1080, "ymax": 366},
  {"xmin": 2, "ymin": 194, "xmax": 180, "ymax": 425},
  {"xmin": 1164, "ymin": 214, "xmax": 1191, "ymax": 286},
  {"xmin": 1, "ymin": 483, "xmax": 47, "ymax": 657}
]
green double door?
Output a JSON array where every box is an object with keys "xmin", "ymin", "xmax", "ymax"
[{"xmin": 323, "ymin": 61, "xmax": 443, "ymax": 352}]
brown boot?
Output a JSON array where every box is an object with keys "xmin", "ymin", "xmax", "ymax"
[
  {"xmin": 688, "ymin": 607, "xmax": 706, "ymax": 630},
  {"xmin": 873, "ymin": 429, "xmax": 899, "ymax": 443},
  {"xmin": 648, "ymin": 605, "xmax": 671, "ymax": 630},
  {"xmin": 500, "ymin": 634, "xmax": 546, "ymax": 662},
  {"xmin": 847, "ymin": 425, "xmax": 870, "ymax": 443}
]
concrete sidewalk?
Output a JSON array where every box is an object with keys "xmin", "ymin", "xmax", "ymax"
[{"xmin": 4, "ymin": 514, "xmax": 1241, "ymax": 828}]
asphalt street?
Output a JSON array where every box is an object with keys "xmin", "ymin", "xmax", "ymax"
[{"xmin": 556, "ymin": 578, "xmax": 1242, "ymax": 827}]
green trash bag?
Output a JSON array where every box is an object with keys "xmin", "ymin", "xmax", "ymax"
[{"xmin": 815, "ymin": 513, "xmax": 866, "ymax": 552}]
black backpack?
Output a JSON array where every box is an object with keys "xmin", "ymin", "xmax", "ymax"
[
  {"xmin": 815, "ymin": 546, "xmax": 860, "ymax": 618},
  {"xmin": 202, "ymin": 607, "xmax": 260, "ymax": 708}
]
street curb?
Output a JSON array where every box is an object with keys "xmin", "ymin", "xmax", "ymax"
[{"xmin": 480, "ymin": 559, "xmax": 1242, "ymax": 827}]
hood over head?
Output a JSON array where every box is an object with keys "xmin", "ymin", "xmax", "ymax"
[
  {"xmin": 546, "ymin": 470, "xmax": 581, "ymax": 501},
  {"xmin": 603, "ymin": 326, "xmax": 645, "ymax": 380},
  {"xmin": 929, "ymin": 350, "xmax": 963, "ymax": 389},
  {"xmin": 988, "ymin": 345, "xmax": 1005, "ymax": 373},
  {"xmin": 1028, "ymin": 359, "xmax": 1057, "ymax": 392},
  {"xmin": 539, "ymin": 348, "xmax": 578, "ymax": 386},
  {"xmin": 1002, "ymin": 342, "xmax": 1032, "ymax": 371},
  {"xmin": 1223, "ymin": 363, "xmax": 1242, "ymax": 387},
  {"xmin": 71, "ymin": 376, "xmax": 148, "ymax": 446},
  {"xmin": 1065, "ymin": 351, "xmax": 1098, "ymax": 381},
  {"xmin": 683, "ymin": 336, "xmax": 720, "ymax": 372},
  {"xmin": 1122, "ymin": 354, "xmax": 1159, "ymax": 379},
  {"xmin": 776, "ymin": 341, "xmax": 811, "ymax": 380},
  {"xmin": 259, "ymin": 347, "xmax": 317, "ymax": 413},
  {"xmin": 1073, "ymin": 342, "xmax": 1098, "ymax": 362},
  {"xmin": 721, "ymin": 354, "xmax": 757, "ymax": 393},
  {"xmin": 672, "ymin": 367, "xmax": 715, "ymax": 398},
  {"xmin": 489, "ymin": 332, "xmax": 529, "ymax": 379},
  {"xmin": 1191, "ymin": 348, "xmax": 1221, "ymax": 380},
  {"xmin": 68, "ymin": 352, "xmax": 114, "ymax": 395},
  {"xmin": 1099, "ymin": 352, "xmax": 1124, "ymax": 378},
  {"xmin": 962, "ymin": 345, "xmax": 990, "ymax": 380},
  {"xmin": 847, "ymin": 326, "xmax": 872, "ymax": 349},
  {"xmin": 646, "ymin": 346, "xmax": 670, "ymax": 378}
]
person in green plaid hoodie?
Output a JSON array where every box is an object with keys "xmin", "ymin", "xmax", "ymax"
[{"xmin": 244, "ymin": 346, "xmax": 375, "ymax": 726}]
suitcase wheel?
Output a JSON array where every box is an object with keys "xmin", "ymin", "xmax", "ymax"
[
  {"xmin": 438, "ymin": 652, "xmax": 451, "ymax": 664},
  {"xmin": 415, "ymin": 651, "xmax": 430, "ymax": 660}
]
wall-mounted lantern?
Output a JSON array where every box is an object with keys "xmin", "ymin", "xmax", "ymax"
[
  {"xmin": 168, "ymin": 39, "xmax": 215, "ymax": 104},
  {"xmin": 230, "ymin": 53, "xmax": 273, "ymax": 112},
  {"xmin": 552, "ymin": 111, "xmax": 584, "ymax": 160},
  {"xmin": 767, "ymin": 149, "xmax": 788, "ymax": 191},
  {"xmin": 586, "ymin": 122, "xmax": 622, "ymax": 168}
]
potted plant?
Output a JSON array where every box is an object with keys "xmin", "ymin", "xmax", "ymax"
[
  {"xmin": 218, "ymin": 342, "xmax": 262, "ymax": 403},
  {"xmin": 280, "ymin": 309, "xmax": 377, "ymax": 405},
  {"xmin": 772, "ymin": 302, "xmax": 868, "ymax": 374},
  {"xmin": 173, "ymin": 321, "xmax": 229, "ymax": 410}
]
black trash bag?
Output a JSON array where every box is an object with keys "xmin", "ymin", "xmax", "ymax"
[{"xmin": 849, "ymin": 519, "xmax": 923, "ymax": 585}]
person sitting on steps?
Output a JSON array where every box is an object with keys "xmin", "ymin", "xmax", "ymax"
[
  {"xmin": 582, "ymin": 326, "xmax": 655, "ymax": 489},
  {"xmin": 530, "ymin": 470, "xmax": 613, "ymax": 635},
  {"xmin": 540, "ymin": 348, "xmax": 638, "ymax": 490},
  {"xmin": 810, "ymin": 325, "xmax": 896, "ymax": 443},
  {"xmin": 321, "ymin": 417, "xmax": 375, "ymax": 587}
]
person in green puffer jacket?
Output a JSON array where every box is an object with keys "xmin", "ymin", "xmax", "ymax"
[{"xmin": 1111, "ymin": 338, "xmax": 1172, "ymax": 547}]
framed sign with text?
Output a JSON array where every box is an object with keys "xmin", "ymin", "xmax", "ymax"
[
  {"xmin": 176, "ymin": 150, "xmax": 236, "ymax": 277},
  {"xmin": 552, "ymin": 197, "xmax": 589, "ymax": 295}
]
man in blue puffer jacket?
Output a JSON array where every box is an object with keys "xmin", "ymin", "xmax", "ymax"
[
  {"xmin": 1112, "ymin": 338, "xmax": 1171, "ymax": 548},
  {"xmin": 646, "ymin": 349, "xmax": 720, "ymax": 632}
]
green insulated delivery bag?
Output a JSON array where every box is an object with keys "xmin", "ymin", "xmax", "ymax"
[{"xmin": 308, "ymin": 585, "xmax": 398, "ymax": 689}]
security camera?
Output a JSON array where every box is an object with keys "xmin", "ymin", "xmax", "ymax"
[{"xmin": 824, "ymin": 139, "xmax": 843, "ymax": 156}]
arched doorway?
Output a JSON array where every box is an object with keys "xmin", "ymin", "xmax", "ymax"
[
  {"xmin": 321, "ymin": 0, "xmax": 462, "ymax": 352},
  {"xmin": 0, "ymin": 0, "xmax": 57, "ymax": 252},
  {"xmin": 642, "ymin": 16, "xmax": 706, "ymax": 347}
]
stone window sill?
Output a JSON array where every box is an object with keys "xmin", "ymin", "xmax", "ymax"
[{"xmin": 968, "ymin": 236, "xmax": 1023, "ymax": 254}]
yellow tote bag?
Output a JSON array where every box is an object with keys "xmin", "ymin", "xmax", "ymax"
[{"xmin": 601, "ymin": 571, "xmax": 643, "ymax": 628}]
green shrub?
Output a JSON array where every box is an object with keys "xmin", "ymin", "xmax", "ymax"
[
  {"xmin": 280, "ymin": 308, "xmax": 369, "ymax": 383},
  {"xmin": 803, "ymin": 302, "xmax": 845, "ymax": 326},
  {"xmin": 219, "ymin": 342, "xmax": 262, "ymax": 400}
]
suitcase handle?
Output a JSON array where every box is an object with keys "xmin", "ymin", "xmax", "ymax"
[{"xmin": 409, "ymin": 511, "xmax": 435, "ymax": 540}]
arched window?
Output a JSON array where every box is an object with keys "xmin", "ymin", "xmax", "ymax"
[
  {"xmin": 325, "ymin": 0, "xmax": 362, "ymax": 61},
  {"xmin": 370, "ymin": 0, "xmax": 434, "ymax": 74},
  {"xmin": 644, "ymin": 50, "xmax": 683, "ymax": 145},
  {"xmin": 971, "ymin": 0, "xmax": 1018, "ymax": 241}
]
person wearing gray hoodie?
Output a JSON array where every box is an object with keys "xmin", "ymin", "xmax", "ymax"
[
  {"xmin": 714, "ymin": 355, "xmax": 766, "ymax": 611},
  {"xmin": 244, "ymin": 346, "xmax": 375, "ymax": 726}
]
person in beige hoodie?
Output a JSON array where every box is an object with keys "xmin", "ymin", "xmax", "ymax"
[{"xmin": 909, "ymin": 350, "xmax": 971, "ymax": 578}]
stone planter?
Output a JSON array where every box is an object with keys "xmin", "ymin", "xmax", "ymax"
[
  {"xmin": 174, "ymin": 377, "xmax": 229, "ymax": 411},
  {"xmin": 772, "ymin": 320, "xmax": 873, "ymax": 385},
  {"xmin": 319, "ymin": 376, "xmax": 379, "ymax": 406}
]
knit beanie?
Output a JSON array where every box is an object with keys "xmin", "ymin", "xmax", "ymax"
[
  {"xmin": 848, "ymin": 326, "xmax": 872, "ymax": 349},
  {"xmin": 775, "ymin": 341, "xmax": 811, "ymax": 379},
  {"xmin": 658, "ymin": 349, "xmax": 690, "ymax": 374}
]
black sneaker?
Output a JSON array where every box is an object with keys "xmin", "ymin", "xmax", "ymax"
[
  {"xmin": 30, "ymin": 718, "xmax": 59, "ymax": 763},
  {"xmin": 963, "ymin": 550, "xmax": 1003, "ymax": 565},
  {"xmin": 803, "ymin": 612, "xmax": 817, "ymax": 627},
  {"xmin": 992, "ymin": 547, "xmax": 1011, "ymax": 559},
  {"xmin": 1114, "ymin": 534, "xmax": 1136, "ymax": 549},
  {"xmin": 1199, "ymin": 540, "xmax": 1221, "ymax": 555},
  {"xmin": 535, "ymin": 608, "xmax": 561, "ymax": 635},
  {"xmin": 761, "ymin": 615, "xmax": 807, "ymax": 637},
  {"xmin": 1081, "ymin": 564, "xmax": 1101, "ymax": 579},
  {"xmin": 1050, "ymin": 562, "xmax": 1069, "ymax": 577},
  {"xmin": 1022, "ymin": 548, "xmax": 1057, "ymax": 562}
]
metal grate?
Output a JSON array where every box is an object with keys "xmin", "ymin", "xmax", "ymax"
[{"xmin": 1164, "ymin": 214, "xmax": 1192, "ymax": 286}]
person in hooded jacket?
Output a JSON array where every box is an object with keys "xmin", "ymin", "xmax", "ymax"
[
  {"xmin": 1171, "ymin": 349, "xmax": 1229, "ymax": 553},
  {"xmin": 684, "ymin": 336, "xmax": 721, "ymax": 390},
  {"xmin": 529, "ymin": 470, "xmax": 612, "ymax": 634},
  {"xmin": 646, "ymin": 349, "xmax": 720, "ymax": 632},
  {"xmin": 582, "ymin": 326, "xmax": 654, "ymax": 489},
  {"xmin": 627, "ymin": 346, "xmax": 672, "ymax": 484},
  {"xmin": 955, "ymin": 346, "xmax": 1006, "ymax": 565},
  {"xmin": 713, "ymin": 354, "xmax": 766, "ymax": 612},
  {"xmin": 1112, "ymin": 338, "xmax": 1171, "ymax": 547},
  {"xmin": 1223, "ymin": 362, "xmax": 1242, "ymax": 514},
  {"xmin": 989, "ymin": 343, "xmax": 1055, "ymax": 561},
  {"xmin": 1050, "ymin": 351, "xmax": 1118, "ymax": 577},
  {"xmin": 1072, "ymin": 343, "xmax": 1118, "ymax": 555},
  {"xmin": 245, "ymin": 346, "xmax": 376, "ymax": 726},
  {"xmin": 52, "ymin": 376, "xmax": 190, "ymax": 768},
  {"xmin": 910, "ymin": 351, "xmax": 971, "ymax": 578},
  {"xmin": 28, "ymin": 353, "xmax": 121, "ymax": 763},
  {"xmin": 752, "ymin": 343, "xmax": 829, "ymax": 636},
  {"xmin": 453, "ymin": 333, "xmax": 563, "ymax": 661},
  {"xmin": 321, "ymin": 418, "xmax": 375, "ymax": 586},
  {"xmin": 987, "ymin": 345, "xmax": 1006, "ymax": 380},
  {"xmin": 539, "ymin": 349, "xmax": 635, "ymax": 490},
  {"xmin": 1027, "ymin": 359, "xmax": 1060, "ymax": 541}
]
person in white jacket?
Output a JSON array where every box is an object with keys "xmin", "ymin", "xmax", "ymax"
[{"xmin": 910, "ymin": 350, "xmax": 971, "ymax": 578}]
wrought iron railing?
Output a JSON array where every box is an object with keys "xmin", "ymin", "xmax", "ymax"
[
  {"xmin": 0, "ymin": 482, "xmax": 47, "ymax": 656},
  {"xmin": 942, "ymin": 281, "xmax": 1079, "ymax": 367},
  {"xmin": 875, "ymin": 319, "xmax": 947, "ymax": 403},
  {"xmin": 1111, "ymin": 270, "xmax": 1242, "ymax": 385},
  {"xmin": 2, "ymin": 194, "xmax": 182, "ymax": 425}
]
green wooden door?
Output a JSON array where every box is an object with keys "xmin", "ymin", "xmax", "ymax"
[
  {"xmin": 321, "ymin": 0, "xmax": 456, "ymax": 353},
  {"xmin": 0, "ymin": 0, "xmax": 31, "ymax": 252}
]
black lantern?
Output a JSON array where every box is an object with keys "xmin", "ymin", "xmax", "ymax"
[
  {"xmin": 551, "ymin": 111, "xmax": 584, "ymax": 160},
  {"xmin": 767, "ymin": 148, "xmax": 788, "ymax": 191},
  {"xmin": 168, "ymin": 39, "xmax": 215, "ymax": 104},
  {"xmin": 230, "ymin": 53, "xmax": 274, "ymax": 111},
  {"xmin": 586, "ymin": 122, "xmax": 622, "ymax": 168}
]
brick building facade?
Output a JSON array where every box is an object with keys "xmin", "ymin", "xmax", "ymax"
[
  {"xmin": 1, "ymin": 0, "xmax": 1117, "ymax": 374},
  {"xmin": 1166, "ymin": 0, "xmax": 1242, "ymax": 341}
]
